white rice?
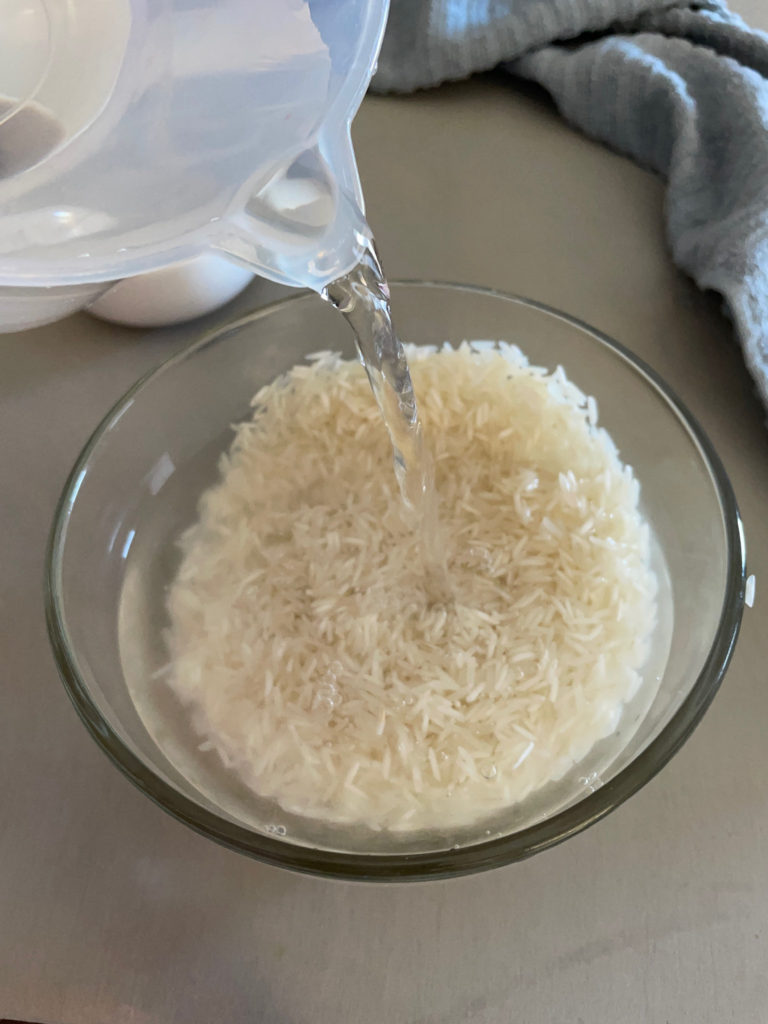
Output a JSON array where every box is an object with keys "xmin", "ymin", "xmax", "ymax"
[{"xmin": 165, "ymin": 342, "xmax": 656, "ymax": 831}]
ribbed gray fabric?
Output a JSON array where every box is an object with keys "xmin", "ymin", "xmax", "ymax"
[{"xmin": 373, "ymin": 2, "xmax": 768, "ymax": 410}]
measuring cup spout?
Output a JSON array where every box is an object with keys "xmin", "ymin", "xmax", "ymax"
[{"xmin": 213, "ymin": 136, "xmax": 371, "ymax": 292}]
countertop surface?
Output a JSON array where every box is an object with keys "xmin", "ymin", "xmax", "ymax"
[{"xmin": 3, "ymin": 5, "xmax": 768, "ymax": 1022}]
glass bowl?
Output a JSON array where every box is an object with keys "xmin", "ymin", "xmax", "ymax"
[{"xmin": 46, "ymin": 282, "xmax": 746, "ymax": 881}]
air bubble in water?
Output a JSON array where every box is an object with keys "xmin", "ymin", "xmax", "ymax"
[
  {"xmin": 480, "ymin": 762, "xmax": 497, "ymax": 780},
  {"xmin": 579, "ymin": 772, "xmax": 603, "ymax": 793},
  {"xmin": 312, "ymin": 677, "xmax": 341, "ymax": 713},
  {"xmin": 267, "ymin": 824, "xmax": 287, "ymax": 836}
]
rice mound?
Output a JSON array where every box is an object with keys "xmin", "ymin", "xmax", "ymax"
[{"xmin": 165, "ymin": 343, "xmax": 656, "ymax": 831}]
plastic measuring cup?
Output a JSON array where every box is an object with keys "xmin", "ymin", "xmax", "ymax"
[{"xmin": 0, "ymin": 0, "xmax": 388, "ymax": 329}]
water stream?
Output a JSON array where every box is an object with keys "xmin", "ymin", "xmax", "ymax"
[{"xmin": 322, "ymin": 241, "xmax": 450, "ymax": 600}]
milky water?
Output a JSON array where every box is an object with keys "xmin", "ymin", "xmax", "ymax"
[{"xmin": 322, "ymin": 241, "xmax": 450, "ymax": 599}]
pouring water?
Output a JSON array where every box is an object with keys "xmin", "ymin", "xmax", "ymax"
[{"xmin": 323, "ymin": 240, "xmax": 450, "ymax": 600}]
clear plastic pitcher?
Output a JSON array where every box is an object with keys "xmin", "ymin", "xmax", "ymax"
[{"xmin": 0, "ymin": 0, "xmax": 388, "ymax": 329}]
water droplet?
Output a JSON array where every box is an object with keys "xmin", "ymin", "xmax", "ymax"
[
  {"xmin": 480, "ymin": 762, "xmax": 497, "ymax": 780},
  {"xmin": 266, "ymin": 824, "xmax": 287, "ymax": 836}
]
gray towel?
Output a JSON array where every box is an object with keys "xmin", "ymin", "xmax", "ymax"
[{"xmin": 373, "ymin": 1, "xmax": 768, "ymax": 412}]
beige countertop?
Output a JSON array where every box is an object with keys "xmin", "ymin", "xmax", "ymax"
[{"xmin": 2, "ymin": 5, "xmax": 768, "ymax": 1021}]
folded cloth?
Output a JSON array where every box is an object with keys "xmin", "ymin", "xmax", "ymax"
[{"xmin": 373, "ymin": 1, "xmax": 768, "ymax": 410}]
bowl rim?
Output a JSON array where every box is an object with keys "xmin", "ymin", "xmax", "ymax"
[{"xmin": 45, "ymin": 281, "xmax": 747, "ymax": 881}]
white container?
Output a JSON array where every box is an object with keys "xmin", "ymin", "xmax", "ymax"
[{"xmin": 88, "ymin": 256, "xmax": 255, "ymax": 328}]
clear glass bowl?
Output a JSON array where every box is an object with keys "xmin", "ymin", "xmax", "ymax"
[{"xmin": 46, "ymin": 283, "xmax": 746, "ymax": 881}]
